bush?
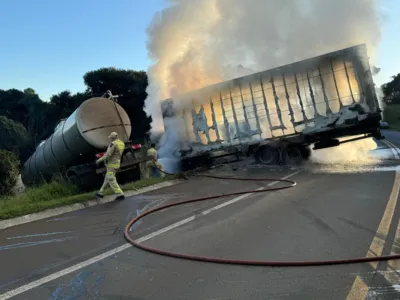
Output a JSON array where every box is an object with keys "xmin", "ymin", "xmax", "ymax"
[
  {"xmin": 0, "ymin": 116, "xmax": 31, "ymax": 162},
  {"xmin": 0, "ymin": 149, "xmax": 20, "ymax": 195}
]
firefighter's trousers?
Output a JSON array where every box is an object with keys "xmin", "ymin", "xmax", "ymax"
[
  {"xmin": 99, "ymin": 167, "xmax": 124, "ymax": 196},
  {"xmin": 144, "ymin": 160, "xmax": 165, "ymax": 179}
]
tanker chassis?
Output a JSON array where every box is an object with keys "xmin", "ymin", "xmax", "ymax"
[{"xmin": 160, "ymin": 44, "xmax": 384, "ymax": 169}]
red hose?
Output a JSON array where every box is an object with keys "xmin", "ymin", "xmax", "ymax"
[{"xmin": 124, "ymin": 163, "xmax": 400, "ymax": 266}]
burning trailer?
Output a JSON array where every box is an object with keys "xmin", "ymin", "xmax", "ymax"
[{"xmin": 160, "ymin": 43, "xmax": 383, "ymax": 170}]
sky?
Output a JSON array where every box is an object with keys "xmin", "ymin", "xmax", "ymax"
[{"xmin": 0, "ymin": 0, "xmax": 399, "ymax": 101}]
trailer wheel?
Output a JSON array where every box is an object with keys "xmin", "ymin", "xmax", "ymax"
[
  {"xmin": 118, "ymin": 166, "xmax": 141, "ymax": 184},
  {"xmin": 283, "ymin": 144, "xmax": 309, "ymax": 165},
  {"xmin": 255, "ymin": 145, "xmax": 280, "ymax": 165},
  {"xmin": 68, "ymin": 173, "xmax": 83, "ymax": 191}
]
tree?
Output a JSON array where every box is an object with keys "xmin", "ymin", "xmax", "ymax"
[
  {"xmin": 21, "ymin": 90, "xmax": 54, "ymax": 145},
  {"xmin": 0, "ymin": 66, "xmax": 152, "ymax": 159},
  {"xmin": 0, "ymin": 149, "xmax": 20, "ymax": 195},
  {"xmin": 0, "ymin": 116, "xmax": 31, "ymax": 163},
  {"xmin": 83, "ymin": 68, "xmax": 151, "ymax": 141},
  {"xmin": 50, "ymin": 90, "xmax": 89, "ymax": 116},
  {"xmin": 0, "ymin": 88, "xmax": 88, "ymax": 149},
  {"xmin": 381, "ymin": 74, "xmax": 400, "ymax": 105},
  {"xmin": 0, "ymin": 89, "xmax": 30, "ymax": 126},
  {"xmin": 0, "ymin": 88, "xmax": 57, "ymax": 146}
]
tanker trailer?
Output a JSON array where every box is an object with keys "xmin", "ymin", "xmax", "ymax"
[{"xmin": 21, "ymin": 91, "xmax": 147, "ymax": 191}]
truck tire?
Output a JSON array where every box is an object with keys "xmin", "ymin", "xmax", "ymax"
[
  {"xmin": 254, "ymin": 145, "xmax": 280, "ymax": 165},
  {"xmin": 118, "ymin": 166, "xmax": 141, "ymax": 184},
  {"xmin": 282, "ymin": 144, "xmax": 310, "ymax": 165},
  {"xmin": 68, "ymin": 173, "xmax": 83, "ymax": 191}
]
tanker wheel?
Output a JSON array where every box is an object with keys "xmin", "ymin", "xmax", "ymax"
[
  {"xmin": 283, "ymin": 144, "xmax": 309, "ymax": 165},
  {"xmin": 68, "ymin": 173, "xmax": 83, "ymax": 191},
  {"xmin": 255, "ymin": 145, "xmax": 280, "ymax": 165},
  {"xmin": 118, "ymin": 167, "xmax": 141, "ymax": 183}
]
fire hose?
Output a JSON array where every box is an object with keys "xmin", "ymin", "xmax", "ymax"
[{"xmin": 124, "ymin": 161, "xmax": 400, "ymax": 267}]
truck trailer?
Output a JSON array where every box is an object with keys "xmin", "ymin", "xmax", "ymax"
[
  {"xmin": 21, "ymin": 91, "xmax": 148, "ymax": 191},
  {"xmin": 160, "ymin": 44, "xmax": 383, "ymax": 169}
]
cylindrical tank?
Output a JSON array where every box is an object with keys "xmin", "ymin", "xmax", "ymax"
[{"xmin": 22, "ymin": 97, "xmax": 132, "ymax": 186}]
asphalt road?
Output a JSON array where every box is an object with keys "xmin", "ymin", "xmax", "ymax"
[{"xmin": 0, "ymin": 133, "xmax": 400, "ymax": 300}]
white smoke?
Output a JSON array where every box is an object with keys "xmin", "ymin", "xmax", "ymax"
[
  {"xmin": 310, "ymin": 136, "xmax": 379, "ymax": 165},
  {"xmin": 143, "ymin": 0, "xmax": 382, "ymax": 159}
]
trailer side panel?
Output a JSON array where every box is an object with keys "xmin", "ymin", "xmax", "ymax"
[{"xmin": 161, "ymin": 44, "xmax": 381, "ymax": 155}]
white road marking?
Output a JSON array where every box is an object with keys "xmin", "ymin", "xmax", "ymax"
[
  {"xmin": 137, "ymin": 171, "xmax": 300, "ymax": 243},
  {"xmin": 0, "ymin": 171, "xmax": 300, "ymax": 300},
  {"xmin": 381, "ymin": 141, "xmax": 400, "ymax": 293},
  {"xmin": 347, "ymin": 140, "xmax": 400, "ymax": 299},
  {"xmin": 0, "ymin": 237, "xmax": 78, "ymax": 252},
  {"xmin": 381, "ymin": 139, "xmax": 400, "ymax": 159},
  {"xmin": 6, "ymin": 231, "xmax": 74, "ymax": 240}
]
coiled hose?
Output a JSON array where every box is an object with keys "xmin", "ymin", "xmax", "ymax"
[{"xmin": 124, "ymin": 160, "xmax": 400, "ymax": 266}]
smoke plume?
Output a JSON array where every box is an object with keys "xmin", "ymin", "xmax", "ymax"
[
  {"xmin": 309, "ymin": 136, "xmax": 379, "ymax": 165},
  {"xmin": 143, "ymin": 0, "xmax": 382, "ymax": 156}
]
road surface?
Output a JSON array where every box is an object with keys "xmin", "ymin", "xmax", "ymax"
[{"xmin": 0, "ymin": 132, "xmax": 400, "ymax": 299}]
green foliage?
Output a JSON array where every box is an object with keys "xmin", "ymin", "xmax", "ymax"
[
  {"xmin": 381, "ymin": 73, "xmax": 400, "ymax": 105},
  {"xmin": 383, "ymin": 104, "xmax": 400, "ymax": 131},
  {"xmin": 0, "ymin": 175, "xmax": 174, "ymax": 220},
  {"xmin": 0, "ymin": 116, "xmax": 31, "ymax": 162},
  {"xmin": 50, "ymin": 90, "xmax": 90, "ymax": 116},
  {"xmin": 0, "ymin": 88, "xmax": 61, "ymax": 147},
  {"xmin": 0, "ymin": 181, "xmax": 79, "ymax": 219},
  {"xmin": 0, "ymin": 67, "xmax": 152, "ymax": 164},
  {"xmin": 0, "ymin": 149, "xmax": 20, "ymax": 195}
]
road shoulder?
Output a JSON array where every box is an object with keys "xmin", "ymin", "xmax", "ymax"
[{"xmin": 0, "ymin": 179, "xmax": 183, "ymax": 230}]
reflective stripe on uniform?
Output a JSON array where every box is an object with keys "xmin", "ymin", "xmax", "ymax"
[
  {"xmin": 106, "ymin": 139, "xmax": 125, "ymax": 169},
  {"xmin": 99, "ymin": 170, "xmax": 123, "ymax": 195},
  {"xmin": 98, "ymin": 139, "xmax": 125, "ymax": 196}
]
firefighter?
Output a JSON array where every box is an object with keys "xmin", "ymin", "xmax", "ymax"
[
  {"xmin": 144, "ymin": 143, "xmax": 165, "ymax": 179},
  {"xmin": 95, "ymin": 132, "xmax": 126, "ymax": 200}
]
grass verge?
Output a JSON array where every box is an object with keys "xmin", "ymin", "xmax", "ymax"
[
  {"xmin": 383, "ymin": 104, "xmax": 400, "ymax": 132},
  {"xmin": 0, "ymin": 176, "xmax": 176, "ymax": 220}
]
